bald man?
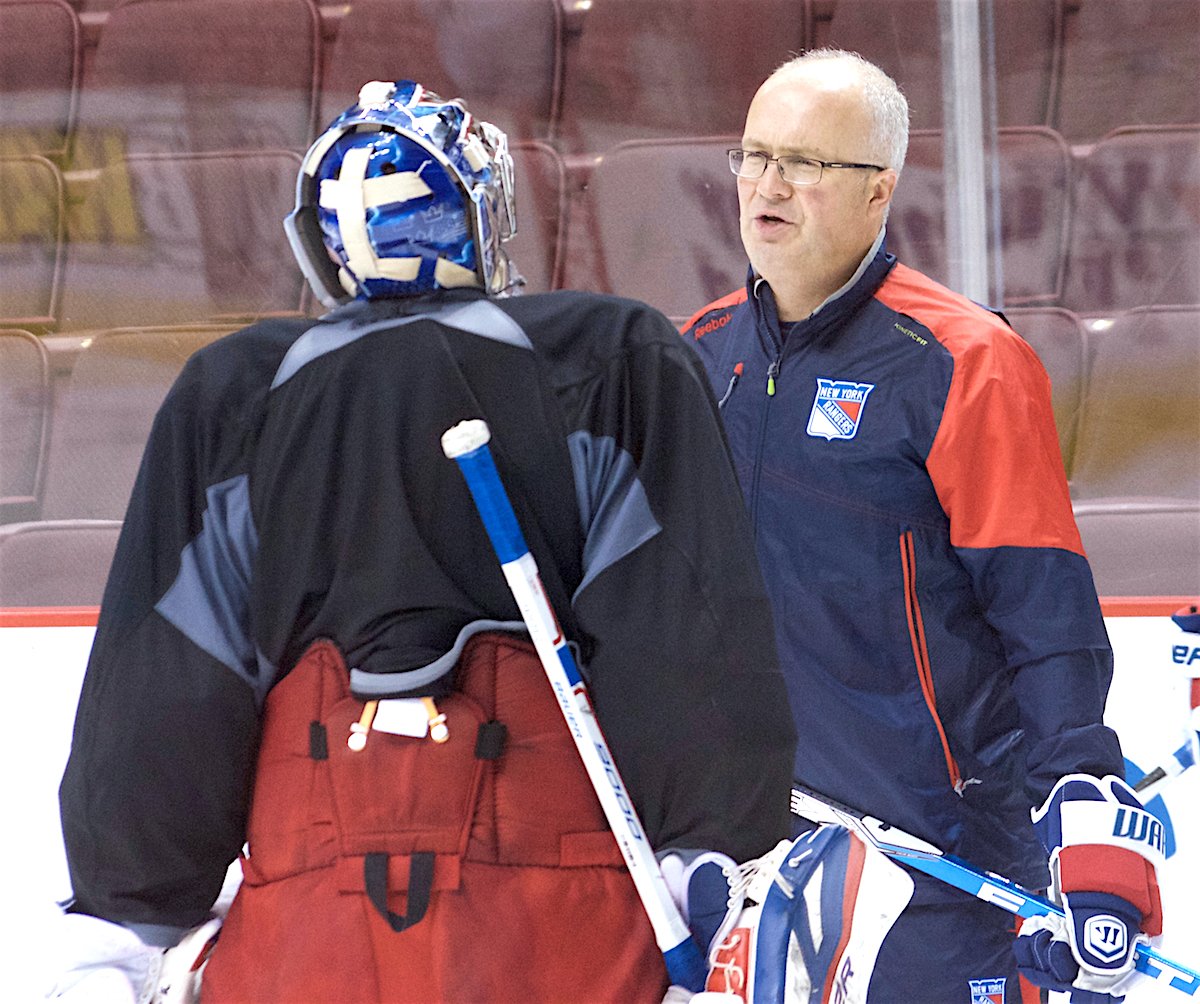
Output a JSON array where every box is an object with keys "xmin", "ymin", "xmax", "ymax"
[{"xmin": 683, "ymin": 50, "xmax": 1162, "ymax": 1003}]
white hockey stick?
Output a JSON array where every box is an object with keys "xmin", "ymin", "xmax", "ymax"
[
  {"xmin": 1133, "ymin": 729, "xmax": 1198, "ymax": 797},
  {"xmin": 790, "ymin": 783, "xmax": 1200, "ymax": 997},
  {"xmin": 1138, "ymin": 610, "xmax": 1200, "ymax": 795},
  {"xmin": 441, "ymin": 419, "xmax": 708, "ymax": 992}
]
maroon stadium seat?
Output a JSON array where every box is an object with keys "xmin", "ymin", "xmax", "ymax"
[
  {"xmin": 1062, "ymin": 126, "xmax": 1200, "ymax": 314},
  {"xmin": 817, "ymin": 0, "xmax": 1061, "ymax": 131},
  {"xmin": 0, "ymin": 155, "xmax": 63, "ymax": 330},
  {"xmin": 37, "ymin": 325, "xmax": 232, "ymax": 521},
  {"xmin": 557, "ymin": 0, "xmax": 811, "ymax": 154},
  {"xmin": 508, "ymin": 141, "xmax": 566, "ymax": 294},
  {"xmin": 0, "ymin": 323, "xmax": 233, "ymax": 606},
  {"xmin": 1069, "ymin": 304, "xmax": 1200, "ymax": 595},
  {"xmin": 1073, "ymin": 505, "xmax": 1200, "ymax": 597},
  {"xmin": 320, "ymin": 0, "xmax": 561, "ymax": 144},
  {"xmin": 1002, "ymin": 306, "xmax": 1086, "ymax": 473},
  {"xmin": 1056, "ymin": 0, "xmax": 1200, "ymax": 144},
  {"xmin": 72, "ymin": 0, "xmax": 321, "ymax": 166},
  {"xmin": 58, "ymin": 150, "xmax": 307, "ymax": 331},
  {"xmin": 0, "ymin": 0, "xmax": 80, "ymax": 158},
  {"xmin": 1071, "ymin": 306, "xmax": 1200, "ymax": 505},
  {"xmin": 888, "ymin": 127, "xmax": 1072, "ymax": 307},
  {"xmin": 561, "ymin": 136, "xmax": 743, "ymax": 320},
  {"xmin": 0, "ymin": 329, "xmax": 50, "ymax": 524},
  {"xmin": 0, "ymin": 518, "xmax": 123, "ymax": 605}
]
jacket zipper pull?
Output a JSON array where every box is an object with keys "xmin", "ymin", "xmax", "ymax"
[
  {"xmin": 717, "ymin": 362, "xmax": 744, "ymax": 409},
  {"xmin": 766, "ymin": 359, "xmax": 780, "ymax": 397},
  {"xmin": 348, "ymin": 700, "xmax": 379, "ymax": 751}
]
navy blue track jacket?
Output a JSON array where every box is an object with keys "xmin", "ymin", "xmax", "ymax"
[{"xmin": 683, "ymin": 246, "xmax": 1120, "ymax": 890}]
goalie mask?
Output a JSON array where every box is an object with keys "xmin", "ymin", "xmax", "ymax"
[{"xmin": 286, "ymin": 80, "xmax": 518, "ymax": 307}]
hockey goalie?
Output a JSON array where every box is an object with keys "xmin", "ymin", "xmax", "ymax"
[{"xmin": 42, "ymin": 78, "xmax": 797, "ymax": 1003}]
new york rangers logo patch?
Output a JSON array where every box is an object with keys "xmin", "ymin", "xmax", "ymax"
[
  {"xmin": 806, "ymin": 378, "xmax": 875, "ymax": 440},
  {"xmin": 968, "ymin": 977, "xmax": 1006, "ymax": 1004}
]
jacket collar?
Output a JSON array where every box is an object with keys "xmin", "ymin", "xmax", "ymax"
[{"xmin": 748, "ymin": 229, "xmax": 896, "ymax": 350}]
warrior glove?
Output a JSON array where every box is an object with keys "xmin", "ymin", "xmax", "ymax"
[{"xmin": 1016, "ymin": 774, "xmax": 1165, "ymax": 1003}]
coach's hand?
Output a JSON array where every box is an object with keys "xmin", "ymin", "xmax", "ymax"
[{"xmin": 1017, "ymin": 774, "xmax": 1165, "ymax": 1003}]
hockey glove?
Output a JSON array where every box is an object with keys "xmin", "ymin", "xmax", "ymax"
[
  {"xmin": 45, "ymin": 913, "xmax": 163, "ymax": 1004},
  {"xmin": 659, "ymin": 849, "xmax": 746, "ymax": 959},
  {"xmin": 1015, "ymin": 774, "xmax": 1165, "ymax": 1003},
  {"xmin": 663, "ymin": 826, "xmax": 912, "ymax": 1003},
  {"xmin": 45, "ymin": 913, "xmax": 219, "ymax": 1004},
  {"xmin": 659, "ymin": 850, "xmax": 745, "ymax": 1004}
]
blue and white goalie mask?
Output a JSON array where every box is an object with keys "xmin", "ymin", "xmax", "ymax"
[{"xmin": 286, "ymin": 80, "xmax": 518, "ymax": 306}]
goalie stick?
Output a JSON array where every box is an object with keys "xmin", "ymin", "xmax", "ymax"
[
  {"xmin": 441, "ymin": 419, "xmax": 708, "ymax": 993},
  {"xmin": 1133, "ymin": 729, "xmax": 1197, "ymax": 796},
  {"xmin": 789, "ymin": 784, "xmax": 1200, "ymax": 997},
  {"xmin": 1135, "ymin": 606, "xmax": 1200, "ymax": 796}
]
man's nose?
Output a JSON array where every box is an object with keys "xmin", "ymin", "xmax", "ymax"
[{"xmin": 755, "ymin": 162, "xmax": 793, "ymax": 199}]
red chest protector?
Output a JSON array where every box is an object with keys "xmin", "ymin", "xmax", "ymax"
[{"xmin": 202, "ymin": 632, "xmax": 666, "ymax": 1003}]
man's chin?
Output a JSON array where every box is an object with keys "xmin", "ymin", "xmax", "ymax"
[{"xmin": 744, "ymin": 246, "xmax": 796, "ymax": 288}]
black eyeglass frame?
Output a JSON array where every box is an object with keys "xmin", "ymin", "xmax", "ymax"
[{"xmin": 727, "ymin": 148, "xmax": 887, "ymax": 185}]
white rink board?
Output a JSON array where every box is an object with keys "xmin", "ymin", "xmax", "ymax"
[{"xmin": 2, "ymin": 612, "xmax": 1197, "ymax": 1001}]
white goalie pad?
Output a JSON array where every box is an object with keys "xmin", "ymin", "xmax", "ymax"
[{"xmin": 704, "ymin": 824, "xmax": 914, "ymax": 1003}]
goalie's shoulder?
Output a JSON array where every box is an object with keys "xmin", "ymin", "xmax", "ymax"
[{"xmin": 497, "ymin": 288, "xmax": 702, "ymax": 369}]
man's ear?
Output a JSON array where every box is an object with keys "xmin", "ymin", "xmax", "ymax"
[{"xmin": 868, "ymin": 168, "xmax": 899, "ymax": 215}]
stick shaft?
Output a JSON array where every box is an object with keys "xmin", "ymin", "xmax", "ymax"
[
  {"xmin": 791, "ymin": 784, "xmax": 1200, "ymax": 996},
  {"xmin": 443, "ymin": 420, "xmax": 705, "ymax": 990}
]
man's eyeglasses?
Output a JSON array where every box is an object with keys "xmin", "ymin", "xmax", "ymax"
[{"xmin": 728, "ymin": 149, "xmax": 886, "ymax": 186}]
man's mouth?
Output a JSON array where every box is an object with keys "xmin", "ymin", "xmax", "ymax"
[{"xmin": 752, "ymin": 212, "xmax": 791, "ymax": 232}]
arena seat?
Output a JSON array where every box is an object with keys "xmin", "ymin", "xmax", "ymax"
[
  {"xmin": 816, "ymin": 0, "xmax": 1061, "ymax": 131},
  {"xmin": 71, "ymin": 0, "xmax": 321, "ymax": 167},
  {"xmin": 1001, "ymin": 307, "xmax": 1085, "ymax": 473},
  {"xmin": 1068, "ymin": 304, "xmax": 1200, "ymax": 595},
  {"xmin": 0, "ymin": 323, "xmax": 232, "ymax": 606},
  {"xmin": 560, "ymin": 136, "xmax": 743, "ymax": 320},
  {"xmin": 888, "ymin": 127, "xmax": 1072, "ymax": 307},
  {"xmin": 0, "ymin": 518, "xmax": 123, "ymax": 606},
  {"xmin": 58, "ymin": 150, "xmax": 307, "ymax": 331},
  {"xmin": 0, "ymin": 155, "xmax": 63, "ymax": 330},
  {"xmin": 39, "ymin": 325, "xmax": 236, "ymax": 521},
  {"xmin": 1055, "ymin": 0, "xmax": 1200, "ymax": 144},
  {"xmin": 556, "ymin": 0, "xmax": 810, "ymax": 154},
  {"xmin": 1061, "ymin": 126, "xmax": 1200, "ymax": 314},
  {"xmin": 0, "ymin": 0, "xmax": 80, "ymax": 159},
  {"xmin": 1075, "ymin": 506, "xmax": 1200, "ymax": 597},
  {"xmin": 1070, "ymin": 306, "xmax": 1200, "ymax": 505},
  {"xmin": 508, "ymin": 141, "xmax": 566, "ymax": 294},
  {"xmin": 0, "ymin": 330, "xmax": 50, "ymax": 524},
  {"xmin": 320, "ymin": 0, "xmax": 561, "ymax": 144}
]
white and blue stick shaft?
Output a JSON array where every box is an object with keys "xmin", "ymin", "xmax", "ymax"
[
  {"xmin": 441, "ymin": 419, "xmax": 707, "ymax": 992},
  {"xmin": 790, "ymin": 785, "xmax": 1200, "ymax": 997}
]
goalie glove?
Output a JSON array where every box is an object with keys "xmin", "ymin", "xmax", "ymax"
[
  {"xmin": 1015, "ymin": 774, "xmax": 1165, "ymax": 1003},
  {"xmin": 155, "ymin": 917, "xmax": 220, "ymax": 1004},
  {"xmin": 44, "ymin": 914, "xmax": 163, "ymax": 1004},
  {"xmin": 659, "ymin": 849, "xmax": 745, "ymax": 958},
  {"xmin": 45, "ymin": 914, "xmax": 219, "ymax": 1004},
  {"xmin": 662, "ymin": 825, "xmax": 913, "ymax": 1003}
]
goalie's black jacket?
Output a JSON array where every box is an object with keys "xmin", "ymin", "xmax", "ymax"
[{"xmin": 60, "ymin": 289, "xmax": 796, "ymax": 936}]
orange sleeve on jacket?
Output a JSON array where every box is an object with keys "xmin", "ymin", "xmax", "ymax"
[
  {"xmin": 681, "ymin": 287, "xmax": 748, "ymax": 336},
  {"xmin": 877, "ymin": 266, "xmax": 1084, "ymax": 555}
]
